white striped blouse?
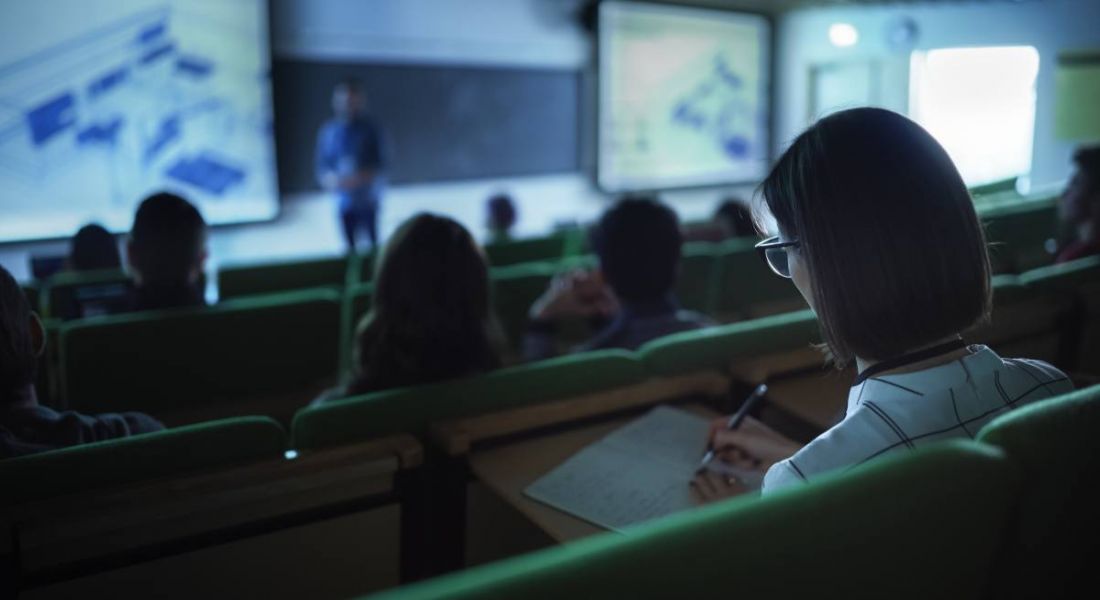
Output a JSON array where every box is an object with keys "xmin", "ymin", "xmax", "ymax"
[{"xmin": 762, "ymin": 345, "xmax": 1073, "ymax": 493}]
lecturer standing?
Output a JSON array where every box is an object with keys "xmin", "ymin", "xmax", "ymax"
[{"xmin": 315, "ymin": 78, "xmax": 389, "ymax": 252}]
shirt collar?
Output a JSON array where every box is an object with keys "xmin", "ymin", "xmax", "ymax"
[{"xmin": 846, "ymin": 345, "xmax": 1003, "ymax": 415}]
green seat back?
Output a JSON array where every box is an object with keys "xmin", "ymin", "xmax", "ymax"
[
  {"xmin": 42, "ymin": 269, "xmax": 133, "ymax": 320},
  {"xmin": 217, "ymin": 256, "xmax": 349, "ymax": 300},
  {"xmin": 292, "ymin": 350, "xmax": 645, "ymax": 449},
  {"xmin": 675, "ymin": 242, "xmax": 719, "ymax": 314},
  {"xmin": 484, "ymin": 235, "xmax": 566, "ymax": 267},
  {"xmin": 490, "ymin": 262, "xmax": 557, "ymax": 350},
  {"xmin": 990, "ymin": 273, "xmax": 1032, "ymax": 305},
  {"xmin": 1020, "ymin": 256, "xmax": 1100, "ymax": 369},
  {"xmin": 981, "ymin": 198, "xmax": 1058, "ymax": 274},
  {"xmin": 0, "ymin": 416, "xmax": 286, "ymax": 507},
  {"xmin": 367, "ymin": 441, "xmax": 1019, "ymax": 600},
  {"xmin": 1018, "ymin": 254, "xmax": 1100, "ymax": 296},
  {"xmin": 977, "ymin": 385, "xmax": 1100, "ymax": 599},
  {"xmin": 969, "ymin": 176, "xmax": 1018, "ymax": 198},
  {"xmin": 356, "ymin": 250, "xmax": 379, "ymax": 283},
  {"xmin": 640, "ymin": 309, "xmax": 820, "ymax": 377},
  {"xmin": 347, "ymin": 282, "xmax": 375, "ymax": 331},
  {"xmin": 60, "ymin": 289, "xmax": 342, "ymax": 415},
  {"xmin": 714, "ymin": 238, "xmax": 805, "ymax": 317}
]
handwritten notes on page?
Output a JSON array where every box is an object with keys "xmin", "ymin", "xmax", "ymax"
[{"xmin": 524, "ymin": 405, "xmax": 762, "ymax": 532}]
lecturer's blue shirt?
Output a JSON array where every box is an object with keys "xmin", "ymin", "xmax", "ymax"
[{"xmin": 314, "ymin": 116, "xmax": 389, "ymax": 213}]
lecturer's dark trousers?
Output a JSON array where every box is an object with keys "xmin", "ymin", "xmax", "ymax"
[{"xmin": 341, "ymin": 203, "xmax": 379, "ymax": 252}]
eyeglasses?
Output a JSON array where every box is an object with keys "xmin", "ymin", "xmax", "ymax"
[{"xmin": 755, "ymin": 235, "xmax": 801, "ymax": 279}]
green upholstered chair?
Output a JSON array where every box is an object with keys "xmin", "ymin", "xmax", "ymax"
[
  {"xmin": 291, "ymin": 350, "xmax": 645, "ymax": 449},
  {"xmin": 41, "ymin": 268, "xmax": 133, "ymax": 320},
  {"xmin": 1019, "ymin": 255, "xmax": 1100, "ymax": 369},
  {"xmin": 675, "ymin": 242, "xmax": 720, "ymax": 315},
  {"xmin": 981, "ymin": 198, "xmax": 1058, "ymax": 274},
  {"xmin": 483, "ymin": 235, "xmax": 566, "ymax": 267},
  {"xmin": 365, "ymin": 441, "xmax": 1019, "ymax": 600},
  {"xmin": 968, "ymin": 274, "xmax": 1057, "ymax": 359},
  {"xmin": 347, "ymin": 281, "xmax": 375, "ymax": 331},
  {"xmin": 0, "ymin": 416, "xmax": 286, "ymax": 507},
  {"xmin": 977, "ymin": 385, "xmax": 1100, "ymax": 599},
  {"xmin": 713, "ymin": 238, "xmax": 806, "ymax": 319},
  {"xmin": 217, "ymin": 255, "xmax": 349, "ymax": 300},
  {"xmin": 60, "ymin": 289, "xmax": 342, "ymax": 419},
  {"xmin": 969, "ymin": 176, "xmax": 1019, "ymax": 198},
  {"xmin": 1019, "ymin": 254, "xmax": 1100, "ymax": 295},
  {"xmin": 490, "ymin": 261, "xmax": 558, "ymax": 351},
  {"xmin": 355, "ymin": 250, "xmax": 379, "ymax": 283},
  {"xmin": 639, "ymin": 309, "xmax": 821, "ymax": 378}
]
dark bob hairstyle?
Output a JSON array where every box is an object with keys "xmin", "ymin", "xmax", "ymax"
[{"xmin": 761, "ymin": 107, "xmax": 992, "ymax": 366}]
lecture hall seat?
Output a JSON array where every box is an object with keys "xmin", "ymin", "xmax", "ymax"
[
  {"xmin": 363, "ymin": 441, "xmax": 1020, "ymax": 600},
  {"xmin": 217, "ymin": 255, "xmax": 351, "ymax": 300},
  {"xmin": 977, "ymin": 384, "xmax": 1100, "ymax": 600},
  {"xmin": 60, "ymin": 288, "xmax": 343, "ymax": 424}
]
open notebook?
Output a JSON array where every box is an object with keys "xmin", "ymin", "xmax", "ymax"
[{"xmin": 524, "ymin": 405, "xmax": 764, "ymax": 532}]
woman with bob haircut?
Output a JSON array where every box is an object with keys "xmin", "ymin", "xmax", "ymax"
[
  {"xmin": 317, "ymin": 213, "xmax": 504, "ymax": 401},
  {"xmin": 692, "ymin": 108, "xmax": 1073, "ymax": 498}
]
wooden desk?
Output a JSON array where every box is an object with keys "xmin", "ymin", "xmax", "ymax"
[
  {"xmin": 766, "ymin": 369, "xmax": 853, "ymax": 431},
  {"xmin": 5, "ymin": 435, "xmax": 423, "ymax": 593},
  {"xmin": 467, "ymin": 405, "xmax": 720, "ymax": 544}
]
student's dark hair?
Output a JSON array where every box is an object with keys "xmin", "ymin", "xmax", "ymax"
[
  {"xmin": 487, "ymin": 193, "xmax": 517, "ymax": 231},
  {"xmin": 714, "ymin": 199, "xmax": 757, "ymax": 238},
  {"xmin": 761, "ymin": 107, "xmax": 991, "ymax": 366},
  {"xmin": 1072, "ymin": 146, "xmax": 1100, "ymax": 194},
  {"xmin": 69, "ymin": 223, "xmax": 121, "ymax": 272},
  {"xmin": 129, "ymin": 192, "xmax": 206, "ymax": 285},
  {"xmin": 0, "ymin": 266, "xmax": 37, "ymax": 400},
  {"xmin": 348, "ymin": 214, "xmax": 501, "ymax": 395},
  {"xmin": 593, "ymin": 196, "xmax": 682, "ymax": 304}
]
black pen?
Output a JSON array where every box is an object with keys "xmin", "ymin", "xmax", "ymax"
[{"xmin": 697, "ymin": 383, "xmax": 768, "ymax": 473}]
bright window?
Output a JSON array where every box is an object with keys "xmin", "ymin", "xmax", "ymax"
[{"xmin": 909, "ymin": 46, "xmax": 1040, "ymax": 187}]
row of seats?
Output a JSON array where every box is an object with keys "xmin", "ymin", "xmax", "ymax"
[
  {"xmin": 4, "ymin": 373, "xmax": 1095, "ymax": 598},
  {"xmin": 365, "ymin": 385, "xmax": 1099, "ymax": 600},
  {"xmin": 217, "ymin": 230, "xmax": 583, "ymax": 301},
  {"xmin": 23, "ymin": 195, "xmax": 1058, "ymax": 319},
  {"xmin": 40, "ymin": 254, "xmax": 1100, "ymax": 428}
]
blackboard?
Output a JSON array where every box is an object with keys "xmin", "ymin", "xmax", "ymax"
[{"xmin": 272, "ymin": 59, "xmax": 581, "ymax": 191}]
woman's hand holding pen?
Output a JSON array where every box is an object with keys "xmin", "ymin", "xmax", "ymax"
[{"xmin": 690, "ymin": 416, "xmax": 802, "ymax": 505}]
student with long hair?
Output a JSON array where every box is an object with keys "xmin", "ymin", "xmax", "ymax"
[
  {"xmin": 693, "ymin": 108, "xmax": 1073, "ymax": 499},
  {"xmin": 322, "ymin": 214, "xmax": 503, "ymax": 400}
]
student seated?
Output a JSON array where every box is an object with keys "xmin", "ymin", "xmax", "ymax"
[
  {"xmin": 126, "ymin": 192, "xmax": 208, "ymax": 311},
  {"xmin": 692, "ymin": 108, "xmax": 1074, "ymax": 500},
  {"xmin": 682, "ymin": 197, "xmax": 757, "ymax": 242},
  {"xmin": 0, "ymin": 266, "xmax": 163, "ymax": 458},
  {"xmin": 486, "ymin": 192, "xmax": 518, "ymax": 244},
  {"xmin": 1054, "ymin": 146, "xmax": 1100, "ymax": 263},
  {"xmin": 316, "ymin": 214, "xmax": 504, "ymax": 402},
  {"xmin": 47, "ymin": 223, "xmax": 129, "ymax": 321},
  {"xmin": 68, "ymin": 223, "xmax": 122, "ymax": 272},
  {"xmin": 524, "ymin": 197, "xmax": 713, "ymax": 360}
]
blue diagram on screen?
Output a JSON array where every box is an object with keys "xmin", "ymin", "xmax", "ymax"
[
  {"xmin": 669, "ymin": 55, "xmax": 756, "ymax": 161},
  {"xmin": 0, "ymin": 1, "xmax": 275, "ymax": 242}
]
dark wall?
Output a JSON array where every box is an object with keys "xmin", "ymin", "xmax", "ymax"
[{"xmin": 273, "ymin": 59, "xmax": 581, "ymax": 192}]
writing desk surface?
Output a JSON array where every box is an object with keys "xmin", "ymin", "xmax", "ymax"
[{"xmin": 467, "ymin": 404, "xmax": 720, "ymax": 544}]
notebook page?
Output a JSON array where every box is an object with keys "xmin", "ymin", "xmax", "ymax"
[{"xmin": 524, "ymin": 405, "xmax": 761, "ymax": 531}]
